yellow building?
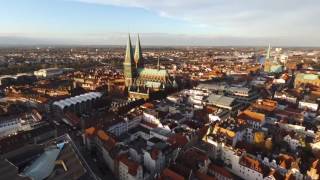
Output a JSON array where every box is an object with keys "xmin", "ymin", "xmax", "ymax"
[{"xmin": 294, "ymin": 73, "xmax": 320, "ymax": 88}]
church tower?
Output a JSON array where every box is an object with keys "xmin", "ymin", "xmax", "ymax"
[
  {"xmin": 124, "ymin": 34, "xmax": 136, "ymax": 87},
  {"xmin": 266, "ymin": 44, "xmax": 271, "ymax": 59},
  {"xmin": 134, "ymin": 34, "xmax": 144, "ymax": 68},
  {"xmin": 264, "ymin": 44, "xmax": 272, "ymax": 72}
]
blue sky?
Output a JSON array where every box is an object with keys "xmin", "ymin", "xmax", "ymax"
[{"xmin": 0, "ymin": 0, "xmax": 320, "ymax": 46}]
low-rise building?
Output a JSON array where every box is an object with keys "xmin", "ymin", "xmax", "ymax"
[
  {"xmin": 118, "ymin": 153, "xmax": 143, "ymax": 180},
  {"xmin": 238, "ymin": 110, "xmax": 266, "ymax": 129}
]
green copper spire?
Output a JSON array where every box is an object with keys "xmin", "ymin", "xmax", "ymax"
[
  {"xmin": 266, "ymin": 44, "xmax": 271, "ymax": 59},
  {"xmin": 124, "ymin": 34, "xmax": 136, "ymax": 86},
  {"xmin": 134, "ymin": 34, "xmax": 144, "ymax": 68},
  {"xmin": 125, "ymin": 34, "xmax": 135, "ymax": 64}
]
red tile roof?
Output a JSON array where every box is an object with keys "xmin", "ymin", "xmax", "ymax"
[
  {"xmin": 85, "ymin": 127, "xmax": 96, "ymax": 137},
  {"xmin": 96, "ymin": 129, "xmax": 116, "ymax": 151},
  {"xmin": 180, "ymin": 148, "xmax": 209, "ymax": 170},
  {"xmin": 278, "ymin": 154, "xmax": 295, "ymax": 169},
  {"xmin": 167, "ymin": 133, "xmax": 189, "ymax": 148},
  {"xmin": 238, "ymin": 110, "xmax": 265, "ymax": 123},
  {"xmin": 252, "ymin": 99, "xmax": 277, "ymax": 112},
  {"xmin": 310, "ymin": 159, "xmax": 320, "ymax": 175},
  {"xmin": 239, "ymin": 155, "xmax": 263, "ymax": 173},
  {"xmin": 195, "ymin": 170, "xmax": 216, "ymax": 180},
  {"xmin": 142, "ymin": 102, "xmax": 155, "ymax": 109},
  {"xmin": 151, "ymin": 148, "xmax": 160, "ymax": 160},
  {"xmin": 208, "ymin": 164, "xmax": 233, "ymax": 179},
  {"xmin": 158, "ymin": 168, "xmax": 185, "ymax": 180}
]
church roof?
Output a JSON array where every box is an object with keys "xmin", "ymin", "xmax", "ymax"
[
  {"xmin": 145, "ymin": 81, "xmax": 161, "ymax": 88},
  {"xmin": 296, "ymin": 73, "xmax": 319, "ymax": 81},
  {"xmin": 138, "ymin": 68, "xmax": 169, "ymax": 77}
]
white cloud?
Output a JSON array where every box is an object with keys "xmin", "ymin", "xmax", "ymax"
[
  {"xmin": 74, "ymin": 0, "xmax": 320, "ymax": 39},
  {"xmin": 2, "ymin": 0, "xmax": 320, "ymax": 46}
]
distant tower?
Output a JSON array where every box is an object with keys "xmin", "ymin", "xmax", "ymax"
[
  {"xmin": 134, "ymin": 34, "xmax": 144, "ymax": 68},
  {"xmin": 157, "ymin": 56, "xmax": 160, "ymax": 70},
  {"xmin": 266, "ymin": 44, "xmax": 271, "ymax": 59},
  {"xmin": 124, "ymin": 34, "xmax": 136, "ymax": 87},
  {"xmin": 264, "ymin": 44, "xmax": 272, "ymax": 72}
]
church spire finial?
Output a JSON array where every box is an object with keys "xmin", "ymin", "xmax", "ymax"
[{"xmin": 134, "ymin": 34, "xmax": 143, "ymax": 68}]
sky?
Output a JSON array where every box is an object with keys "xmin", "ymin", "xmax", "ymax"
[{"xmin": 0, "ymin": 0, "xmax": 320, "ymax": 46}]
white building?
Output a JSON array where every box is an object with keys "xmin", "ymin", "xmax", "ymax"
[
  {"xmin": 143, "ymin": 110, "xmax": 160, "ymax": 125},
  {"xmin": 283, "ymin": 135, "xmax": 300, "ymax": 151},
  {"xmin": 34, "ymin": 68, "xmax": 63, "ymax": 78},
  {"xmin": 238, "ymin": 110, "xmax": 266, "ymax": 129},
  {"xmin": 143, "ymin": 148, "xmax": 166, "ymax": 175},
  {"xmin": 299, "ymin": 101, "xmax": 318, "ymax": 112},
  {"xmin": 108, "ymin": 116, "xmax": 142, "ymax": 137},
  {"xmin": 0, "ymin": 112, "xmax": 43, "ymax": 138},
  {"xmin": 118, "ymin": 154, "xmax": 143, "ymax": 180}
]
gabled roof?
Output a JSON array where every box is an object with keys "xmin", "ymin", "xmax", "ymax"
[
  {"xmin": 214, "ymin": 126, "xmax": 236, "ymax": 138},
  {"xmin": 179, "ymin": 147, "xmax": 208, "ymax": 170},
  {"xmin": 158, "ymin": 168, "xmax": 185, "ymax": 180},
  {"xmin": 53, "ymin": 92, "xmax": 102, "ymax": 109},
  {"xmin": 238, "ymin": 110, "xmax": 265, "ymax": 123},
  {"xmin": 96, "ymin": 130, "xmax": 116, "ymax": 151},
  {"xmin": 138, "ymin": 68, "xmax": 169, "ymax": 77},
  {"xmin": 208, "ymin": 163, "xmax": 233, "ymax": 179},
  {"xmin": 239, "ymin": 155, "xmax": 263, "ymax": 173},
  {"xmin": 195, "ymin": 170, "xmax": 216, "ymax": 180},
  {"xmin": 118, "ymin": 154, "xmax": 140, "ymax": 176},
  {"xmin": 167, "ymin": 133, "xmax": 189, "ymax": 148},
  {"xmin": 196, "ymin": 83, "xmax": 226, "ymax": 91},
  {"xmin": 85, "ymin": 127, "xmax": 96, "ymax": 137},
  {"xmin": 207, "ymin": 94, "xmax": 235, "ymax": 108}
]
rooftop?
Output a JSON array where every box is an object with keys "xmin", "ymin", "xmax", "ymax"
[
  {"xmin": 208, "ymin": 163, "xmax": 233, "ymax": 179},
  {"xmin": 251, "ymin": 99, "xmax": 278, "ymax": 112},
  {"xmin": 206, "ymin": 94, "xmax": 235, "ymax": 108},
  {"xmin": 1, "ymin": 134, "xmax": 97, "ymax": 180},
  {"xmin": 296, "ymin": 73, "xmax": 319, "ymax": 81},
  {"xmin": 138, "ymin": 68, "xmax": 169, "ymax": 77},
  {"xmin": 151, "ymin": 127, "xmax": 173, "ymax": 137},
  {"xmin": 118, "ymin": 153, "xmax": 140, "ymax": 176},
  {"xmin": 158, "ymin": 168, "xmax": 185, "ymax": 180},
  {"xmin": 239, "ymin": 155, "xmax": 264, "ymax": 173},
  {"xmin": 53, "ymin": 92, "xmax": 103, "ymax": 109},
  {"xmin": 238, "ymin": 110, "xmax": 265, "ymax": 123}
]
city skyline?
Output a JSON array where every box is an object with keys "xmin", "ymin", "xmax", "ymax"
[{"xmin": 1, "ymin": 0, "xmax": 320, "ymax": 46}]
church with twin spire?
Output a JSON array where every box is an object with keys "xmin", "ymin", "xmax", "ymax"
[{"xmin": 123, "ymin": 34, "xmax": 174, "ymax": 100}]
